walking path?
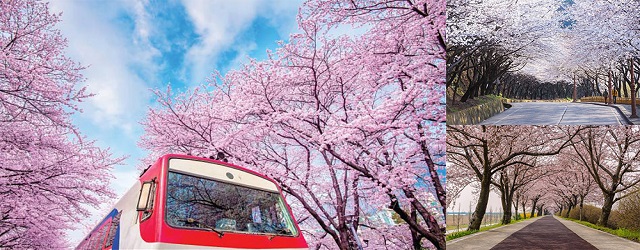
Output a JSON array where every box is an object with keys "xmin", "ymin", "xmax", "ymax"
[
  {"xmin": 479, "ymin": 102, "xmax": 628, "ymax": 125},
  {"xmin": 447, "ymin": 216, "xmax": 640, "ymax": 250},
  {"xmin": 610, "ymin": 103, "xmax": 640, "ymax": 124}
]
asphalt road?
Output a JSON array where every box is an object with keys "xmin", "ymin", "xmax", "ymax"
[
  {"xmin": 490, "ymin": 216, "xmax": 596, "ymax": 250},
  {"xmin": 479, "ymin": 102, "xmax": 628, "ymax": 125},
  {"xmin": 448, "ymin": 216, "xmax": 640, "ymax": 250}
]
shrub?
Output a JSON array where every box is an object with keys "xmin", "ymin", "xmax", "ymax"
[
  {"xmin": 559, "ymin": 204, "xmax": 627, "ymax": 229},
  {"xmin": 562, "ymin": 205, "xmax": 602, "ymax": 225},
  {"xmin": 617, "ymin": 189, "xmax": 640, "ymax": 231}
]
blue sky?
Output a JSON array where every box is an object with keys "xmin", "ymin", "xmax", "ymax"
[{"xmin": 48, "ymin": 0, "xmax": 303, "ymax": 244}]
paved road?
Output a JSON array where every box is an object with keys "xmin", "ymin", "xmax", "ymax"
[
  {"xmin": 448, "ymin": 216, "xmax": 640, "ymax": 250},
  {"xmin": 480, "ymin": 102, "xmax": 628, "ymax": 125},
  {"xmin": 491, "ymin": 216, "xmax": 596, "ymax": 249}
]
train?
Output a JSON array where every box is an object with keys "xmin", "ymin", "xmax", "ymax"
[{"xmin": 75, "ymin": 154, "xmax": 308, "ymax": 249}]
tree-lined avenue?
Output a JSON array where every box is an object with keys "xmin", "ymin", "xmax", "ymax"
[{"xmin": 449, "ymin": 216, "xmax": 640, "ymax": 250}]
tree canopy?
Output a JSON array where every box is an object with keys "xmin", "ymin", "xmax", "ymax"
[{"xmin": 140, "ymin": 0, "xmax": 446, "ymax": 249}]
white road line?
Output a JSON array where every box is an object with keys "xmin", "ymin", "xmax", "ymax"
[
  {"xmin": 612, "ymin": 107, "xmax": 624, "ymax": 125},
  {"xmin": 488, "ymin": 103, "xmax": 523, "ymax": 125},
  {"xmin": 557, "ymin": 104, "xmax": 569, "ymax": 125}
]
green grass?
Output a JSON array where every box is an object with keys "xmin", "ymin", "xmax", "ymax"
[
  {"xmin": 447, "ymin": 94, "xmax": 503, "ymax": 113},
  {"xmin": 446, "ymin": 217, "xmax": 531, "ymax": 241},
  {"xmin": 446, "ymin": 229, "xmax": 479, "ymax": 241},
  {"xmin": 562, "ymin": 217, "xmax": 640, "ymax": 242},
  {"xmin": 446, "ymin": 224, "xmax": 468, "ymax": 230}
]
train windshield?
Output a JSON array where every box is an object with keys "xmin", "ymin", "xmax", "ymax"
[{"xmin": 165, "ymin": 171, "xmax": 298, "ymax": 236}]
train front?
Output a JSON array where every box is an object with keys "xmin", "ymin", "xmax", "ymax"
[{"xmin": 136, "ymin": 154, "xmax": 308, "ymax": 249}]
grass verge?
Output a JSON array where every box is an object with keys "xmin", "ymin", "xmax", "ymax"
[
  {"xmin": 446, "ymin": 218, "xmax": 531, "ymax": 241},
  {"xmin": 446, "ymin": 94, "xmax": 502, "ymax": 113},
  {"xmin": 562, "ymin": 217, "xmax": 640, "ymax": 242}
]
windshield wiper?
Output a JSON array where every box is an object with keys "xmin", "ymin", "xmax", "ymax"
[
  {"xmin": 275, "ymin": 228, "xmax": 291, "ymax": 235},
  {"xmin": 178, "ymin": 218, "xmax": 224, "ymax": 238}
]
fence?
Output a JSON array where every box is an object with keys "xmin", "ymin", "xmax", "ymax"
[
  {"xmin": 446, "ymin": 212, "xmax": 504, "ymax": 233},
  {"xmin": 581, "ymin": 96, "xmax": 639, "ymax": 105}
]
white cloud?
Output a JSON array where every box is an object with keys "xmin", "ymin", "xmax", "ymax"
[
  {"xmin": 180, "ymin": 0, "xmax": 260, "ymax": 84},
  {"xmin": 264, "ymin": 0, "xmax": 304, "ymax": 38},
  {"xmin": 180, "ymin": 0, "xmax": 302, "ymax": 85},
  {"xmin": 50, "ymin": 1, "xmax": 156, "ymax": 135},
  {"xmin": 224, "ymin": 41, "xmax": 258, "ymax": 72},
  {"xmin": 49, "ymin": 1, "xmax": 157, "ymax": 246}
]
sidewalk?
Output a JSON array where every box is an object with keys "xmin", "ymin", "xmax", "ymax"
[
  {"xmin": 582, "ymin": 101, "xmax": 640, "ymax": 124},
  {"xmin": 447, "ymin": 216, "xmax": 543, "ymax": 250},
  {"xmin": 611, "ymin": 103, "xmax": 640, "ymax": 124},
  {"xmin": 556, "ymin": 216, "xmax": 640, "ymax": 250}
]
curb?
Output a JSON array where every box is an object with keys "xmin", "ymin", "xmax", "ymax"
[{"xmin": 580, "ymin": 102, "xmax": 633, "ymax": 125}]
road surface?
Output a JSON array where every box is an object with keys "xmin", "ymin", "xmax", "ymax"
[
  {"xmin": 447, "ymin": 216, "xmax": 640, "ymax": 250},
  {"xmin": 480, "ymin": 102, "xmax": 629, "ymax": 125}
]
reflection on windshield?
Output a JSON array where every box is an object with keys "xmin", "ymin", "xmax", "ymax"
[{"xmin": 166, "ymin": 171, "xmax": 297, "ymax": 236}]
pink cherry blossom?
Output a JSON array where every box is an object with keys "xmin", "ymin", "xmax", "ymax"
[{"xmin": 140, "ymin": 0, "xmax": 445, "ymax": 249}]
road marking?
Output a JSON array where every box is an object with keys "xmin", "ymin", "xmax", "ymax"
[
  {"xmin": 485, "ymin": 103, "xmax": 523, "ymax": 125},
  {"xmin": 611, "ymin": 107, "xmax": 624, "ymax": 125},
  {"xmin": 558, "ymin": 104, "xmax": 569, "ymax": 125}
]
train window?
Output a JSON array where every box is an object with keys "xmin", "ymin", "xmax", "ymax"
[
  {"xmin": 105, "ymin": 211, "xmax": 122, "ymax": 247},
  {"xmin": 138, "ymin": 179, "xmax": 156, "ymax": 221},
  {"xmin": 165, "ymin": 171, "xmax": 298, "ymax": 236},
  {"xmin": 137, "ymin": 181, "xmax": 155, "ymax": 211}
]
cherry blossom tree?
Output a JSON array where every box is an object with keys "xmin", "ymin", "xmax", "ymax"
[
  {"xmin": 447, "ymin": 0, "xmax": 640, "ymax": 105},
  {"xmin": 566, "ymin": 126, "xmax": 640, "ymax": 226},
  {"xmin": 447, "ymin": 125, "xmax": 579, "ymax": 230},
  {"xmin": 492, "ymin": 158, "xmax": 548, "ymax": 224},
  {"xmin": 141, "ymin": 0, "xmax": 445, "ymax": 249},
  {"xmin": 557, "ymin": 1, "xmax": 640, "ymax": 108},
  {"xmin": 447, "ymin": 0, "xmax": 561, "ymax": 102},
  {"xmin": 1, "ymin": 0, "xmax": 123, "ymax": 248},
  {"xmin": 546, "ymin": 151, "xmax": 597, "ymax": 221},
  {"xmin": 513, "ymin": 188, "xmax": 528, "ymax": 219}
]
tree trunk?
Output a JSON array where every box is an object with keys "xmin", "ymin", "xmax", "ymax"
[
  {"xmin": 514, "ymin": 195, "xmax": 520, "ymax": 220},
  {"xmin": 579, "ymin": 196, "xmax": 585, "ymax": 221},
  {"xmin": 608, "ymin": 71, "xmax": 613, "ymax": 104},
  {"xmin": 573, "ymin": 74, "xmax": 578, "ymax": 102},
  {"xmin": 410, "ymin": 209, "xmax": 422, "ymax": 250},
  {"xmin": 501, "ymin": 197, "xmax": 513, "ymax": 225},
  {"xmin": 460, "ymin": 80, "xmax": 480, "ymax": 102},
  {"xmin": 521, "ymin": 200, "xmax": 527, "ymax": 219},
  {"xmin": 598, "ymin": 194, "xmax": 615, "ymax": 227},
  {"xmin": 530, "ymin": 199, "xmax": 538, "ymax": 218},
  {"xmin": 631, "ymin": 58, "xmax": 637, "ymax": 118},
  {"xmin": 468, "ymin": 171, "xmax": 492, "ymax": 230},
  {"xmin": 537, "ymin": 205, "xmax": 544, "ymax": 217}
]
